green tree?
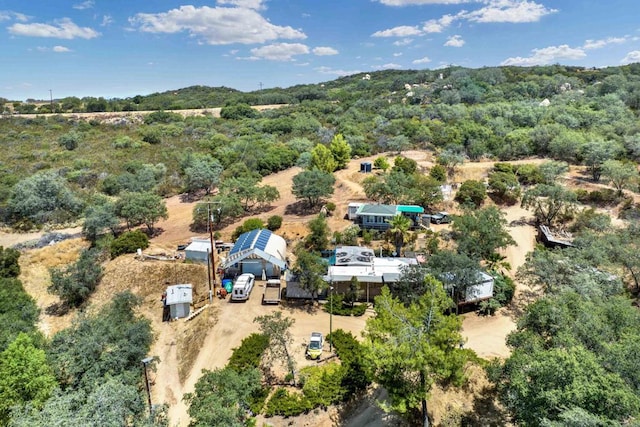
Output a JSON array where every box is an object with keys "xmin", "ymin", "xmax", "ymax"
[
  {"xmin": 292, "ymin": 249, "xmax": 326, "ymax": 303},
  {"xmin": 521, "ymin": 184, "xmax": 577, "ymax": 226},
  {"xmin": 309, "ymin": 144, "xmax": 338, "ymax": 173},
  {"xmin": 437, "ymin": 149, "xmax": 464, "ymax": 179},
  {"xmin": 185, "ymin": 367, "xmax": 261, "ymax": 427},
  {"xmin": 232, "ymin": 218, "xmax": 265, "ymax": 240},
  {"xmin": 426, "ymin": 250, "xmax": 483, "ymax": 309},
  {"xmin": 386, "ymin": 135, "xmax": 411, "ymax": 154},
  {"xmin": 82, "ymin": 201, "xmax": 119, "ymax": 244},
  {"xmin": 487, "ymin": 170, "xmax": 521, "ymax": 205},
  {"xmin": 305, "ymin": 214, "xmax": 330, "ymax": 251},
  {"xmin": 115, "ymin": 191, "xmax": 168, "ymax": 233},
  {"xmin": 387, "ymin": 214, "xmax": 412, "ymax": 256},
  {"xmin": 221, "ymin": 175, "xmax": 279, "ymax": 211},
  {"xmin": 429, "ymin": 164, "xmax": 447, "ymax": 183},
  {"xmin": 184, "ymin": 155, "xmax": 223, "ymax": 195},
  {"xmin": 291, "ymin": 169, "xmax": 335, "ymax": 208},
  {"xmin": 8, "ymin": 171, "xmax": 82, "ymax": 225},
  {"xmin": 364, "ymin": 284, "xmax": 467, "ymax": 427},
  {"xmin": 454, "ymin": 180, "xmax": 487, "ymax": 208},
  {"xmin": 344, "ymin": 276, "xmax": 362, "ymax": 308},
  {"xmin": 48, "ymin": 292, "xmax": 152, "ymax": 393},
  {"xmin": 450, "ymin": 206, "xmax": 515, "ymax": 261},
  {"xmin": 329, "ymin": 133, "xmax": 352, "ymax": 170},
  {"xmin": 538, "ymin": 160, "xmax": 569, "ymax": 184},
  {"xmin": 581, "ymin": 140, "xmax": 619, "ymax": 181},
  {"xmin": 374, "ymin": 156, "xmax": 390, "ymax": 172},
  {"xmin": 0, "ymin": 278, "xmax": 38, "ymax": 352},
  {"xmin": 601, "ymin": 159, "xmax": 638, "ymax": 195},
  {"xmin": 254, "ymin": 312, "xmax": 296, "ymax": 384},
  {"xmin": 0, "ymin": 333, "xmax": 56, "ymax": 424},
  {"xmin": 0, "ymin": 247, "xmax": 20, "ymax": 279},
  {"xmin": 48, "ymin": 248, "xmax": 104, "ymax": 308}
]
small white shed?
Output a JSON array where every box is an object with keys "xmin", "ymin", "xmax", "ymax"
[
  {"xmin": 165, "ymin": 284, "xmax": 193, "ymax": 319},
  {"xmin": 184, "ymin": 239, "xmax": 213, "ymax": 263}
]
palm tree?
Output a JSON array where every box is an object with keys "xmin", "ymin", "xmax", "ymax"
[{"xmin": 388, "ymin": 214, "xmax": 412, "ymax": 257}]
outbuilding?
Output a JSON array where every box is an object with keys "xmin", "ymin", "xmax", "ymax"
[
  {"xmin": 221, "ymin": 229, "xmax": 287, "ymax": 279},
  {"xmin": 165, "ymin": 284, "xmax": 193, "ymax": 319},
  {"xmin": 184, "ymin": 238, "xmax": 213, "ymax": 263}
]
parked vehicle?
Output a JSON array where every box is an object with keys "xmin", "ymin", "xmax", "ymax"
[
  {"xmin": 429, "ymin": 211, "xmax": 451, "ymax": 224},
  {"xmin": 262, "ymin": 279, "xmax": 282, "ymax": 305},
  {"xmin": 306, "ymin": 332, "xmax": 324, "ymax": 360},
  {"xmin": 231, "ymin": 273, "xmax": 255, "ymax": 302}
]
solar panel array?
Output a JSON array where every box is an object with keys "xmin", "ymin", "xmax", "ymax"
[{"xmin": 229, "ymin": 229, "xmax": 272, "ymax": 255}]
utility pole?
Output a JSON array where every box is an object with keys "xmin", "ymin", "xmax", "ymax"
[
  {"xmin": 259, "ymin": 82, "xmax": 263, "ymax": 91},
  {"xmin": 199, "ymin": 201, "xmax": 223, "ymax": 296}
]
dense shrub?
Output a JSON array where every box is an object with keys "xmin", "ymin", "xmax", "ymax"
[
  {"xmin": 0, "ymin": 278, "xmax": 39, "ymax": 351},
  {"xmin": 264, "ymin": 388, "xmax": 312, "ymax": 417},
  {"xmin": 324, "ymin": 293, "xmax": 367, "ymax": 316},
  {"xmin": 232, "ymin": 218, "xmax": 265, "ymax": 240},
  {"xmin": 0, "ymin": 246, "xmax": 20, "ymax": 278},
  {"xmin": 144, "ymin": 110, "xmax": 183, "ymax": 124},
  {"xmin": 327, "ymin": 329, "xmax": 372, "ymax": 394},
  {"xmin": 575, "ymin": 188, "xmax": 623, "ymax": 206},
  {"xmin": 455, "ymin": 180, "xmax": 487, "ymax": 207},
  {"xmin": 266, "ymin": 215, "xmax": 283, "ymax": 231},
  {"xmin": 227, "ymin": 333, "xmax": 269, "ymax": 372},
  {"xmin": 300, "ymin": 363, "xmax": 347, "ymax": 408},
  {"xmin": 48, "ymin": 248, "xmax": 104, "ymax": 308},
  {"xmin": 110, "ymin": 230, "xmax": 149, "ymax": 258}
]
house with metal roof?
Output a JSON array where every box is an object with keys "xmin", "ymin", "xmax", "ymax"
[
  {"xmin": 353, "ymin": 204, "xmax": 424, "ymax": 230},
  {"xmin": 221, "ymin": 229, "xmax": 287, "ymax": 279}
]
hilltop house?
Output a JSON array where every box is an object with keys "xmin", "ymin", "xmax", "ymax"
[{"xmin": 353, "ymin": 204, "xmax": 424, "ymax": 231}]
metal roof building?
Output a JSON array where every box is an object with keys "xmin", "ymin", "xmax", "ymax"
[
  {"xmin": 221, "ymin": 229, "xmax": 287, "ymax": 279},
  {"xmin": 165, "ymin": 284, "xmax": 193, "ymax": 319},
  {"xmin": 184, "ymin": 238, "xmax": 212, "ymax": 263}
]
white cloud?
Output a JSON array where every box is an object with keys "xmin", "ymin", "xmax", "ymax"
[
  {"xmin": 444, "ymin": 34, "xmax": 465, "ymax": 47},
  {"xmin": 373, "ymin": 63, "xmax": 402, "ymax": 69},
  {"xmin": 621, "ymin": 50, "xmax": 640, "ymax": 64},
  {"xmin": 315, "ymin": 66, "xmax": 362, "ymax": 76},
  {"xmin": 501, "ymin": 44, "xmax": 586, "ymax": 66},
  {"xmin": 372, "ymin": 25, "xmax": 423, "ymax": 37},
  {"xmin": 393, "ymin": 38, "xmax": 414, "ymax": 46},
  {"xmin": 0, "ymin": 11, "xmax": 30, "ymax": 22},
  {"xmin": 216, "ymin": 0, "xmax": 265, "ymax": 10},
  {"xmin": 101, "ymin": 15, "xmax": 113, "ymax": 27},
  {"xmin": 393, "ymin": 52, "xmax": 403, "ymax": 57},
  {"xmin": 9, "ymin": 18, "xmax": 99, "ymax": 39},
  {"xmin": 53, "ymin": 45, "xmax": 71, "ymax": 52},
  {"xmin": 583, "ymin": 36, "xmax": 627, "ymax": 50},
  {"xmin": 130, "ymin": 5, "xmax": 305, "ymax": 45},
  {"xmin": 422, "ymin": 14, "xmax": 456, "ymax": 33},
  {"xmin": 250, "ymin": 43, "xmax": 309, "ymax": 60},
  {"xmin": 376, "ymin": 0, "xmax": 473, "ymax": 5},
  {"xmin": 413, "ymin": 56, "xmax": 431, "ymax": 64},
  {"xmin": 463, "ymin": 0, "xmax": 557, "ymax": 23},
  {"xmin": 313, "ymin": 46, "xmax": 338, "ymax": 56},
  {"xmin": 73, "ymin": 1, "xmax": 94, "ymax": 10}
]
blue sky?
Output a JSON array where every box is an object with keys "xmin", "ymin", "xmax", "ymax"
[{"xmin": 2, "ymin": 0, "xmax": 639, "ymax": 101}]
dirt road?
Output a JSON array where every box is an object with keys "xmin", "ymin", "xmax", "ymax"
[{"xmin": 162, "ymin": 284, "xmax": 372, "ymax": 426}]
